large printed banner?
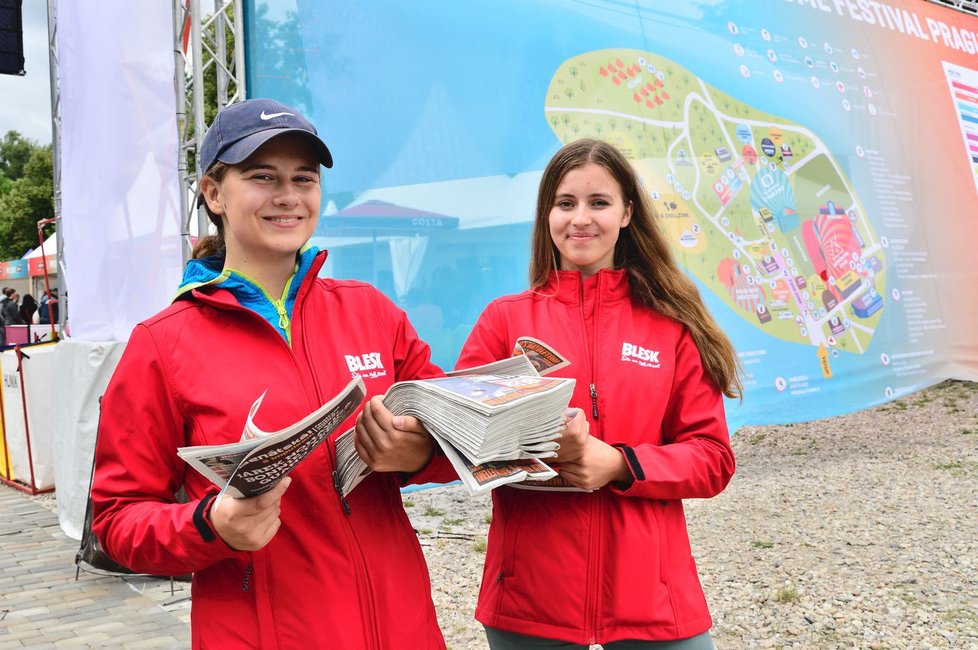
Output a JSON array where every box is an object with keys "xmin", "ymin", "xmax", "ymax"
[{"xmin": 246, "ymin": 0, "xmax": 978, "ymax": 428}]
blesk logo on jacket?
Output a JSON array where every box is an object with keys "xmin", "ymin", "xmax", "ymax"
[
  {"xmin": 620, "ymin": 342, "xmax": 661, "ymax": 368},
  {"xmin": 345, "ymin": 352, "xmax": 388, "ymax": 379}
]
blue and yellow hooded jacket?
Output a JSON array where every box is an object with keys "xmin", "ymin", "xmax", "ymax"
[{"xmin": 174, "ymin": 244, "xmax": 319, "ymax": 344}]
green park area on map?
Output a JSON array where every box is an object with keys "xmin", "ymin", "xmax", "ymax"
[{"xmin": 545, "ymin": 49, "xmax": 886, "ymax": 360}]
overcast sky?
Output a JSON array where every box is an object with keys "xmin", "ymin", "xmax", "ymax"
[{"xmin": 0, "ymin": 1, "xmax": 53, "ymax": 145}]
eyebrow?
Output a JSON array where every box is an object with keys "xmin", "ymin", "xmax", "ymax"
[
  {"xmin": 554, "ymin": 192, "xmax": 614, "ymax": 199},
  {"xmin": 239, "ymin": 162, "xmax": 320, "ymax": 174}
]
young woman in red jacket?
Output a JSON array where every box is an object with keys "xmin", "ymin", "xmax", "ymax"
[
  {"xmin": 91, "ymin": 99, "xmax": 453, "ymax": 649},
  {"xmin": 457, "ymin": 138, "xmax": 742, "ymax": 649}
]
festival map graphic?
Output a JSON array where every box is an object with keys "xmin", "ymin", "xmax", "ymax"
[{"xmin": 546, "ymin": 49, "xmax": 886, "ymax": 382}]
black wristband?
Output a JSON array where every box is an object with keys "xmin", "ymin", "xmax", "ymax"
[{"xmin": 193, "ymin": 492, "xmax": 219, "ymax": 542}]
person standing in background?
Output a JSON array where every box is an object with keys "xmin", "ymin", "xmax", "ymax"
[
  {"xmin": 38, "ymin": 287, "xmax": 59, "ymax": 324},
  {"xmin": 1, "ymin": 287, "xmax": 25, "ymax": 326},
  {"xmin": 19, "ymin": 293, "xmax": 38, "ymax": 325},
  {"xmin": 457, "ymin": 138, "xmax": 741, "ymax": 649}
]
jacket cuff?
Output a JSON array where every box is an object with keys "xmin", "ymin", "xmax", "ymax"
[
  {"xmin": 611, "ymin": 443, "xmax": 644, "ymax": 491},
  {"xmin": 193, "ymin": 492, "xmax": 220, "ymax": 542}
]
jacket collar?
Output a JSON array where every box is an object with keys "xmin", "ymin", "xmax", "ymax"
[
  {"xmin": 175, "ymin": 246, "xmax": 325, "ymax": 300},
  {"xmin": 540, "ymin": 268, "xmax": 631, "ymax": 305}
]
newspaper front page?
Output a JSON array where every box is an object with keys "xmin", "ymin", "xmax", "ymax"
[{"xmin": 178, "ymin": 376, "xmax": 366, "ymax": 498}]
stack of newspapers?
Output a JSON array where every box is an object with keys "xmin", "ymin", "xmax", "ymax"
[{"xmin": 334, "ymin": 341, "xmax": 575, "ymax": 496}]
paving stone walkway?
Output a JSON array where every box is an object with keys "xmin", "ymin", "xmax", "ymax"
[{"xmin": 0, "ymin": 486, "xmax": 191, "ymax": 649}]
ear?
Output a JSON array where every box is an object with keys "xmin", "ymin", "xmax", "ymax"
[
  {"xmin": 621, "ymin": 200, "xmax": 633, "ymax": 228},
  {"xmin": 199, "ymin": 175, "xmax": 225, "ymax": 215}
]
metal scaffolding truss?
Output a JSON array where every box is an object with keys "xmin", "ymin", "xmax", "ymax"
[
  {"xmin": 174, "ymin": 0, "xmax": 246, "ymax": 262},
  {"xmin": 924, "ymin": 0, "xmax": 978, "ymax": 15}
]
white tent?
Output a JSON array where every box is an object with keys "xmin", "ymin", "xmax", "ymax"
[
  {"xmin": 24, "ymin": 231, "xmax": 57, "ymax": 263},
  {"xmin": 24, "ymin": 232, "xmax": 58, "ymax": 298}
]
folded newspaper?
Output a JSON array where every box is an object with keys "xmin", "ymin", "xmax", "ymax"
[
  {"xmin": 512, "ymin": 335, "xmax": 571, "ymax": 376},
  {"xmin": 334, "ymin": 338, "xmax": 578, "ymax": 496},
  {"xmin": 178, "ymin": 376, "xmax": 366, "ymax": 499}
]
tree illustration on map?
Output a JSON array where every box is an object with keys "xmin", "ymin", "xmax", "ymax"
[{"xmin": 546, "ymin": 49, "xmax": 885, "ymax": 357}]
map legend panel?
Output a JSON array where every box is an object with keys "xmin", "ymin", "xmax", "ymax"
[{"xmin": 942, "ymin": 60, "xmax": 978, "ymax": 193}]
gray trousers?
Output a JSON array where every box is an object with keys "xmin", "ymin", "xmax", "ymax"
[{"xmin": 484, "ymin": 627, "xmax": 715, "ymax": 650}]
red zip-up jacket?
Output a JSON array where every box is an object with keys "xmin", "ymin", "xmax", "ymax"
[
  {"xmin": 92, "ymin": 251, "xmax": 453, "ymax": 649},
  {"xmin": 456, "ymin": 269, "xmax": 735, "ymax": 645}
]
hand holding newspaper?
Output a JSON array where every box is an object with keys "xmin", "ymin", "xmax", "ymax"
[
  {"xmin": 178, "ymin": 376, "xmax": 366, "ymax": 499},
  {"xmin": 334, "ymin": 337, "xmax": 581, "ymax": 496}
]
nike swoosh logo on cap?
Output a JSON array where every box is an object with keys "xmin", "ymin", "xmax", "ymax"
[{"xmin": 260, "ymin": 111, "xmax": 293, "ymax": 120}]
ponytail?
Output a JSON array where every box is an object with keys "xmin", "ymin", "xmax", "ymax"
[{"xmin": 192, "ymin": 162, "xmax": 230, "ymax": 259}]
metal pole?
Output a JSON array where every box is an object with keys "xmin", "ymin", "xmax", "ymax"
[
  {"xmin": 232, "ymin": 0, "xmax": 246, "ymax": 100},
  {"xmin": 190, "ymin": 0, "xmax": 209, "ymax": 244},
  {"xmin": 214, "ymin": 0, "xmax": 228, "ymax": 107},
  {"xmin": 37, "ymin": 218, "xmax": 58, "ymax": 342},
  {"xmin": 175, "ymin": 0, "xmax": 192, "ymax": 264},
  {"xmin": 45, "ymin": 0, "xmax": 64, "ymax": 332}
]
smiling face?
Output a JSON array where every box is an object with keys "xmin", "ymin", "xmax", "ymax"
[
  {"xmin": 200, "ymin": 134, "xmax": 321, "ymax": 277},
  {"xmin": 548, "ymin": 163, "xmax": 632, "ymax": 278}
]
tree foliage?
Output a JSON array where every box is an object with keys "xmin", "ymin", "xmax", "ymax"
[
  {"xmin": 0, "ymin": 131, "xmax": 35, "ymax": 180},
  {"xmin": 0, "ymin": 132, "xmax": 54, "ymax": 260}
]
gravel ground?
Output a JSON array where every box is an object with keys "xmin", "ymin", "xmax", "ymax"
[
  {"xmin": 25, "ymin": 380, "xmax": 976, "ymax": 648},
  {"xmin": 404, "ymin": 379, "xmax": 978, "ymax": 649}
]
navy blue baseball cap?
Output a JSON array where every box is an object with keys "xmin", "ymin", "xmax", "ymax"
[{"xmin": 198, "ymin": 98, "xmax": 333, "ymax": 175}]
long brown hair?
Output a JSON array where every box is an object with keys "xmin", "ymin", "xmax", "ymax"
[
  {"xmin": 530, "ymin": 138, "xmax": 742, "ymax": 398},
  {"xmin": 190, "ymin": 162, "xmax": 230, "ymax": 259}
]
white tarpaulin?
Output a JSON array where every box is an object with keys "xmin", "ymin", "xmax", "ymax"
[
  {"xmin": 52, "ymin": 340, "xmax": 125, "ymax": 540},
  {"xmin": 0, "ymin": 344, "xmax": 59, "ymax": 490},
  {"xmin": 56, "ymin": 0, "xmax": 183, "ymax": 341}
]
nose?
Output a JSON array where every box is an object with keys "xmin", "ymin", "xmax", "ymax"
[
  {"xmin": 272, "ymin": 180, "xmax": 301, "ymax": 207},
  {"xmin": 570, "ymin": 206, "xmax": 592, "ymax": 226}
]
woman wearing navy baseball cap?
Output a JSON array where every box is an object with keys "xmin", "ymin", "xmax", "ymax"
[{"xmin": 91, "ymin": 99, "xmax": 454, "ymax": 649}]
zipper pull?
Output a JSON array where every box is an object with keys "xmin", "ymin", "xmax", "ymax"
[
  {"xmin": 274, "ymin": 300, "xmax": 290, "ymax": 330},
  {"xmin": 590, "ymin": 383, "xmax": 599, "ymax": 420},
  {"xmin": 332, "ymin": 469, "xmax": 352, "ymax": 515}
]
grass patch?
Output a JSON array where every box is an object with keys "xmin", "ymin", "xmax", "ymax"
[
  {"xmin": 443, "ymin": 517, "xmax": 465, "ymax": 527},
  {"xmin": 402, "ymin": 500, "xmax": 415, "ymax": 508},
  {"xmin": 472, "ymin": 539, "xmax": 487, "ymax": 553},
  {"xmin": 418, "ymin": 528, "xmax": 432, "ymax": 535},
  {"xmin": 934, "ymin": 461, "xmax": 963, "ymax": 471},
  {"xmin": 749, "ymin": 432, "xmax": 767, "ymax": 444},
  {"xmin": 752, "ymin": 540, "xmax": 775, "ymax": 549},
  {"xmin": 484, "ymin": 514, "xmax": 493, "ymax": 525},
  {"xmin": 942, "ymin": 607, "xmax": 978, "ymax": 624},
  {"xmin": 942, "ymin": 397, "xmax": 957, "ymax": 407},
  {"xmin": 423, "ymin": 505, "xmax": 446, "ymax": 517},
  {"xmin": 775, "ymin": 586, "xmax": 799, "ymax": 603}
]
